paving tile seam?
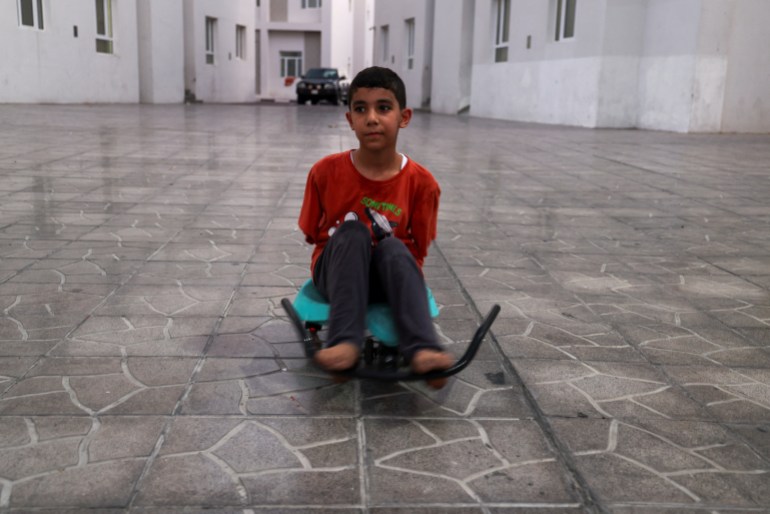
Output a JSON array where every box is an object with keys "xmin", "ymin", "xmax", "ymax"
[
  {"xmin": 0, "ymin": 261, "xmax": 148, "ymax": 400},
  {"xmin": 0, "ymin": 502, "xmax": 584, "ymax": 510},
  {"xmin": 2, "ymin": 106, "xmax": 769, "ymax": 510},
  {"xmin": 430, "ymin": 243, "xmax": 603, "ymax": 513},
  {"xmin": 355, "ymin": 418, "xmax": 368, "ymax": 512},
  {"xmin": 701, "ymin": 257, "xmax": 770, "ymax": 302},
  {"xmin": 0, "ymin": 153, "xmax": 244, "ymax": 398},
  {"xmin": 123, "ymin": 180, "xmax": 293, "ymax": 510},
  {"xmin": 608, "ymin": 502, "xmax": 769, "ymax": 511},
  {"xmin": 0, "ymin": 413, "xmax": 541, "ymax": 420},
  {"xmin": 592, "ymin": 154, "xmax": 770, "ymax": 217},
  {"xmin": 566, "ymin": 304, "xmax": 770, "ymax": 468}
]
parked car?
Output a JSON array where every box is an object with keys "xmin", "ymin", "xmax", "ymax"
[{"xmin": 296, "ymin": 68, "xmax": 348, "ymax": 105}]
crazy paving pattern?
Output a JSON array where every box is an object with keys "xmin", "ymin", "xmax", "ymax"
[{"xmin": 0, "ymin": 104, "xmax": 768, "ymax": 512}]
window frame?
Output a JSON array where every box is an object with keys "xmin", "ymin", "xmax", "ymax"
[
  {"xmin": 18, "ymin": 0, "xmax": 44, "ymax": 30},
  {"xmin": 235, "ymin": 24, "xmax": 246, "ymax": 60},
  {"xmin": 205, "ymin": 17, "xmax": 216, "ymax": 64},
  {"xmin": 280, "ymin": 51, "xmax": 302, "ymax": 78},
  {"xmin": 380, "ymin": 25, "xmax": 389, "ymax": 63},
  {"xmin": 95, "ymin": 0, "xmax": 114, "ymax": 55},
  {"xmin": 405, "ymin": 18, "xmax": 415, "ymax": 70},
  {"xmin": 494, "ymin": 0, "xmax": 510, "ymax": 62},
  {"xmin": 555, "ymin": 0, "xmax": 576, "ymax": 42}
]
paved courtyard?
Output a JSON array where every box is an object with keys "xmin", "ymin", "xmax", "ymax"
[{"xmin": 0, "ymin": 103, "xmax": 769, "ymax": 513}]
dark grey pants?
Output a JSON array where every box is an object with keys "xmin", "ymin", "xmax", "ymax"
[{"xmin": 313, "ymin": 220, "xmax": 441, "ymax": 361}]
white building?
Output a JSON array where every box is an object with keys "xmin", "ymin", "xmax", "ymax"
[
  {"xmin": 470, "ymin": 0, "xmax": 770, "ymax": 133},
  {"xmin": 375, "ymin": 0, "xmax": 770, "ymax": 133},
  {"xmin": 1, "ymin": 0, "xmax": 155, "ymax": 103},
  {"xmin": 255, "ymin": 0, "xmax": 373, "ymax": 102},
  {"xmin": 372, "ymin": 0, "xmax": 434, "ymax": 110},
  {"xmin": 183, "ymin": 0, "xmax": 256, "ymax": 103},
  {"xmin": 1, "ymin": 0, "xmax": 372, "ymax": 105}
]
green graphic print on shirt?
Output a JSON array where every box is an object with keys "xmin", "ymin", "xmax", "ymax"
[{"xmin": 361, "ymin": 196, "xmax": 403, "ymax": 217}]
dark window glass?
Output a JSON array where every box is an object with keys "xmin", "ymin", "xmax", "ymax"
[
  {"xmin": 564, "ymin": 0, "xmax": 576, "ymax": 38},
  {"xmin": 20, "ymin": 0, "xmax": 34, "ymax": 27},
  {"xmin": 96, "ymin": 0, "xmax": 106, "ymax": 35},
  {"xmin": 96, "ymin": 39, "xmax": 113, "ymax": 54}
]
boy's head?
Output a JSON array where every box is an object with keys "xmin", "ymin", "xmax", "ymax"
[{"xmin": 348, "ymin": 67, "xmax": 407, "ymax": 110}]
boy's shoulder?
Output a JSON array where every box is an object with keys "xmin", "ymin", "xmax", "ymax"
[
  {"xmin": 312, "ymin": 151, "xmax": 350, "ymax": 171},
  {"xmin": 405, "ymin": 157, "xmax": 439, "ymax": 187}
]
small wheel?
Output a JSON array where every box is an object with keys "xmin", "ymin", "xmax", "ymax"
[{"xmin": 364, "ymin": 337, "xmax": 375, "ymax": 365}]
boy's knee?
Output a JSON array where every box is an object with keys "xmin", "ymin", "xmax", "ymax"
[
  {"xmin": 333, "ymin": 219, "xmax": 370, "ymax": 243},
  {"xmin": 377, "ymin": 236, "xmax": 407, "ymax": 253},
  {"xmin": 375, "ymin": 236, "xmax": 413, "ymax": 263}
]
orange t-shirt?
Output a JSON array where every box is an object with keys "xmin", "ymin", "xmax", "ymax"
[{"xmin": 299, "ymin": 150, "xmax": 440, "ymax": 273}]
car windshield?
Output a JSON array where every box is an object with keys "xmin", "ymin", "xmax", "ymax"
[{"xmin": 306, "ymin": 69, "xmax": 338, "ymax": 79}]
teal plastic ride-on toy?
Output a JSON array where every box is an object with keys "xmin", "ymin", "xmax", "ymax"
[{"xmin": 281, "ymin": 279, "xmax": 500, "ymax": 381}]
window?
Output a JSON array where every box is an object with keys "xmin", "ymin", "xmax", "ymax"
[
  {"xmin": 494, "ymin": 0, "xmax": 510, "ymax": 62},
  {"xmin": 405, "ymin": 18, "xmax": 415, "ymax": 70},
  {"xmin": 235, "ymin": 25, "xmax": 246, "ymax": 59},
  {"xmin": 95, "ymin": 0, "xmax": 114, "ymax": 54},
  {"xmin": 205, "ymin": 17, "xmax": 216, "ymax": 64},
  {"xmin": 380, "ymin": 25, "xmax": 389, "ymax": 63},
  {"xmin": 301, "ymin": 0, "xmax": 321, "ymax": 8},
  {"xmin": 555, "ymin": 0, "xmax": 576, "ymax": 41},
  {"xmin": 280, "ymin": 51, "xmax": 302, "ymax": 77},
  {"xmin": 18, "ymin": 0, "xmax": 44, "ymax": 30}
]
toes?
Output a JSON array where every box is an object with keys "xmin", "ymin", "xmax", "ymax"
[{"xmin": 411, "ymin": 350, "xmax": 453, "ymax": 375}]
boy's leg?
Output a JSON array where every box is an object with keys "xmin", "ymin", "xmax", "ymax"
[
  {"xmin": 372, "ymin": 237, "xmax": 453, "ymax": 386},
  {"xmin": 313, "ymin": 220, "xmax": 371, "ymax": 370}
]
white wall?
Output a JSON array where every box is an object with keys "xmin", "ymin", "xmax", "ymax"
[
  {"xmin": 470, "ymin": 0, "xmax": 605, "ymax": 127},
  {"xmin": 637, "ymin": 0, "xmax": 701, "ymax": 132},
  {"xmin": 465, "ymin": 0, "xmax": 770, "ymax": 132},
  {"xmin": 265, "ymin": 31, "xmax": 306, "ymax": 100},
  {"xmin": 373, "ymin": 0, "xmax": 434, "ymax": 109},
  {"xmin": 328, "ymin": 0, "xmax": 353, "ymax": 79},
  {"xmin": 0, "ymin": 0, "xmax": 140, "ymax": 103},
  {"xmin": 352, "ymin": 0, "xmax": 375, "ymax": 77},
  {"xmin": 719, "ymin": 0, "xmax": 770, "ymax": 133},
  {"xmin": 288, "ymin": 1, "xmax": 323, "ymax": 24},
  {"xmin": 595, "ymin": 0, "xmax": 646, "ymax": 127},
  {"xmin": 137, "ymin": 0, "xmax": 185, "ymax": 104},
  {"xmin": 184, "ymin": 0, "xmax": 256, "ymax": 103},
  {"xmin": 431, "ymin": 0, "xmax": 474, "ymax": 114},
  {"xmin": 635, "ymin": 0, "xmax": 770, "ymax": 133}
]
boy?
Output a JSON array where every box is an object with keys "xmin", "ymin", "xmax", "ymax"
[{"xmin": 298, "ymin": 66, "xmax": 453, "ymax": 388}]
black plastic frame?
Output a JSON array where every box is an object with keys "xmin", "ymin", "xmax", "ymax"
[{"xmin": 281, "ymin": 297, "xmax": 500, "ymax": 382}]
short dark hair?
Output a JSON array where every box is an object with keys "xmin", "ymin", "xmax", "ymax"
[{"xmin": 348, "ymin": 67, "xmax": 407, "ymax": 109}]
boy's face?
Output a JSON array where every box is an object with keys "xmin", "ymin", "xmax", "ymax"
[{"xmin": 345, "ymin": 87, "xmax": 412, "ymax": 153}]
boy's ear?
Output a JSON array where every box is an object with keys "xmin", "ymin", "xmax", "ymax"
[
  {"xmin": 399, "ymin": 108, "xmax": 413, "ymax": 128},
  {"xmin": 345, "ymin": 110, "xmax": 354, "ymax": 129}
]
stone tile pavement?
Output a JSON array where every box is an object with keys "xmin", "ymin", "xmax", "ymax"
[{"xmin": 0, "ymin": 103, "xmax": 768, "ymax": 512}]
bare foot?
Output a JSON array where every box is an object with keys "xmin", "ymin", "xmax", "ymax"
[
  {"xmin": 411, "ymin": 349, "xmax": 454, "ymax": 389},
  {"xmin": 314, "ymin": 342, "xmax": 359, "ymax": 371}
]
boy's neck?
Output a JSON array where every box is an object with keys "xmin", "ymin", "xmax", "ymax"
[{"xmin": 352, "ymin": 148, "xmax": 402, "ymax": 181}]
